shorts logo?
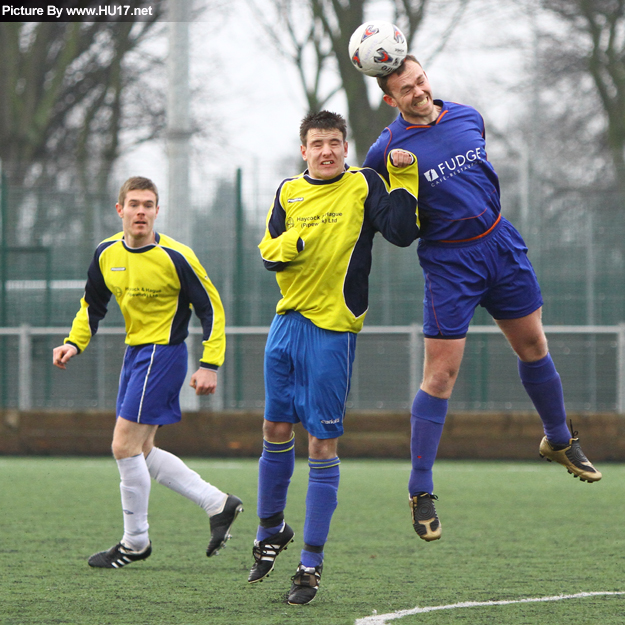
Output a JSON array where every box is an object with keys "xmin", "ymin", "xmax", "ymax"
[
  {"xmin": 424, "ymin": 169, "xmax": 439, "ymax": 182},
  {"xmin": 320, "ymin": 418, "xmax": 340, "ymax": 424}
]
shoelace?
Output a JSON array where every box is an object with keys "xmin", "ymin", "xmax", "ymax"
[{"xmin": 291, "ymin": 566, "xmax": 320, "ymax": 586}]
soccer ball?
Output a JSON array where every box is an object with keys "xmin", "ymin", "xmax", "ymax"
[{"xmin": 348, "ymin": 21, "xmax": 407, "ymax": 78}]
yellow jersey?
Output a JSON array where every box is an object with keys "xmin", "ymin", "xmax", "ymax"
[
  {"xmin": 65, "ymin": 232, "xmax": 225, "ymax": 369},
  {"xmin": 259, "ymin": 158, "xmax": 419, "ymax": 333}
]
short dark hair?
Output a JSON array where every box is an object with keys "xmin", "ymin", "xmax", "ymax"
[
  {"xmin": 376, "ymin": 54, "xmax": 421, "ymax": 96},
  {"xmin": 118, "ymin": 176, "xmax": 159, "ymax": 207},
  {"xmin": 299, "ymin": 110, "xmax": 347, "ymax": 145}
]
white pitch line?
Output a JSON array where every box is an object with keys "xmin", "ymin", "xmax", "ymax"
[{"xmin": 355, "ymin": 591, "xmax": 625, "ymax": 625}]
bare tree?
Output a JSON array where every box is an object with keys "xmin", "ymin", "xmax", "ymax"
[
  {"xmin": 247, "ymin": 0, "xmax": 469, "ymax": 163},
  {"xmin": 540, "ymin": 0, "xmax": 625, "ymax": 196},
  {"xmin": 0, "ymin": 6, "xmax": 168, "ymax": 250},
  {"xmin": 0, "ymin": 10, "xmax": 165, "ymax": 194}
]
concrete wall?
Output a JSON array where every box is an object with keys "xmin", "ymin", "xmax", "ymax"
[{"xmin": 1, "ymin": 410, "xmax": 623, "ymax": 461}]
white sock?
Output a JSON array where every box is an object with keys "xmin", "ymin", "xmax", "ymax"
[
  {"xmin": 145, "ymin": 447, "xmax": 227, "ymax": 516},
  {"xmin": 117, "ymin": 454, "xmax": 151, "ymax": 552}
]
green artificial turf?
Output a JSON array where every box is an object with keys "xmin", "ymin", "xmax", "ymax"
[{"xmin": 0, "ymin": 457, "xmax": 623, "ymax": 624}]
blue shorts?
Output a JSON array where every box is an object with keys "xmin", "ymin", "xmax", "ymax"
[
  {"xmin": 417, "ymin": 217, "xmax": 543, "ymax": 339},
  {"xmin": 116, "ymin": 343, "xmax": 188, "ymax": 425},
  {"xmin": 264, "ymin": 311, "xmax": 357, "ymax": 439}
]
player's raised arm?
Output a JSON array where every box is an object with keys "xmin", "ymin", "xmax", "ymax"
[
  {"xmin": 389, "ymin": 148, "xmax": 415, "ymax": 167},
  {"xmin": 258, "ymin": 184, "xmax": 305, "ymax": 272},
  {"xmin": 361, "ymin": 152, "xmax": 420, "ymax": 247}
]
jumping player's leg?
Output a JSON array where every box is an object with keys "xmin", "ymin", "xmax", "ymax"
[
  {"xmin": 495, "ymin": 308, "xmax": 571, "ymax": 445},
  {"xmin": 415, "ymin": 238, "xmax": 485, "ymax": 509},
  {"xmin": 255, "ymin": 314, "xmax": 298, "ymax": 541},
  {"xmin": 248, "ymin": 315, "xmax": 299, "ymax": 583},
  {"xmin": 247, "ymin": 420, "xmax": 296, "ymax": 583},
  {"xmin": 477, "ymin": 220, "xmax": 599, "ymax": 481},
  {"xmin": 480, "ymin": 220, "xmax": 586, "ymax": 447},
  {"xmin": 286, "ymin": 321, "xmax": 355, "ymax": 604},
  {"xmin": 408, "ymin": 338, "xmax": 465, "ymax": 541},
  {"xmin": 281, "ymin": 313, "xmax": 353, "ymax": 604},
  {"xmin": 256, "ymin": 420, "xmax": 295, "ymax": 540},
  {"xmin": 293, "ymin": 319, "xmax": 353, "ymax": 575},
  {"xmin": 301, "ymin": 435, "xmax": 340, "ymax": 569},
  {"xmin": 286, "ymin": 434, "xmax": 340, "ymax": 606},
  {"xmin": 496, "ymin": 308, "xmax": 601, "ymax": 481},
  {"xmin": 411, "ymin": 337, "xmax": 465, "ymax": 494}
]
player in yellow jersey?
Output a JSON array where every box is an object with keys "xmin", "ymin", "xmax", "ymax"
[
  {"xmin": 247, "ymin": 111, "xmax": 420, "ymax": 604},
  {"xmin": 52, "ymin": 176, "xmax": 243, "ymax": 568}
]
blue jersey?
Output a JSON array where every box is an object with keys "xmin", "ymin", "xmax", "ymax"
[{"xmin": 363, "ymin": 100, "xmax": 501, "ymax": 243}]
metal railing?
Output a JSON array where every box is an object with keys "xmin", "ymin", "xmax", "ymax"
[{"xmin": 2, "ymin": 323, "xmax": 625, "ymax": 413}]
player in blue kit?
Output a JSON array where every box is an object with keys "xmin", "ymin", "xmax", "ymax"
[
  {"xmin": 364, "ymin": 56, "xmax": 601, "ymax": 541},
  {"xmin": 52, "ymin": 176, "xmax": 243, "ymax": 567},
  {"xmin": 249, "ymin": 111, "xmax": 420, "ymax": 604}
]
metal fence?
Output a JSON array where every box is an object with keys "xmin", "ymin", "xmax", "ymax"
[
  {"xmin": 2, "ymin": 323, "xmax": 624, "ymax": 413},
  {"xmin": 1, "ymin": 173, "xmax": 625, "ymax": 414}
]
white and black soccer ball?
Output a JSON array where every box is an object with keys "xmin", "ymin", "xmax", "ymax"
[{"xmin": 348, "ymin": 21, "xmax": 407, "ymax": 78}]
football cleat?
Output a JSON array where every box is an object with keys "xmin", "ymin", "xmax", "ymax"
[
  {"xmin": 247, "ymin": 523, "xmax": 295, "ymax": 583},
  {"xmin": 206, "ymin": 494, "xmax": 244, "ymax": 557},
  {"xmin": 287, "ymin": 563, "xmax": 323, "ymax": 606},
  {"xmin": 88, "ymin": 542, "xmax": 152, "ymax": 568},
  {"xmin": 539, "ymin": 429, "xmax": 601, "ymax": 482},
  {"xmin": 409, "ymin": 493, "xmax": 442, "ymax": 541}
]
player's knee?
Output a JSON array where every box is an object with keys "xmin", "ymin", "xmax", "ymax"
[
  {"xmin": 263, "ymin": 420, "xmax": 293, "ymax": 443},
  {"xmin": 111, "ymin": 437, "xmax": 140, "ymax": 460},
  {"xmin": 111, "ymin": 439, "xmax": 126, "ymax": 460},
  {"xmin": 308, "ymin": 436, "xmax": 338, "ymax": 459},
  {"xmin": 423, "ymin": 368, "xmax": 458, "ymax": 397},
  {"xmin": 517, "ymin": 334, "xmax": 548, "ymax": 362}
]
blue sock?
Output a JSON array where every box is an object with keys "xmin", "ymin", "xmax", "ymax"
[
  {"xmin": 518, "ymin": 354, "xmax": 571, "ymax": 446},
  {"xmin": 301, "ymin": 457, "xmax": 340, "ymax": 568},
  {"xmin": 409, "ymin": 390, "xmax": 447, "ymax": 496},
  {"xmin": 256, "ymin": 434, "xmax": 295, "ymax": 541}
]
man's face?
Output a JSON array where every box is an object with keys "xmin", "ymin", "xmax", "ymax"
[
  {"xmin": 301, "ymin": 128, "xmax": 348, "ymax": 180},
  {"xmin": 116, "ymin": 189, "xmax": 159, "ymax": 243},
  {"xmin": 383, "ymin": 61, "xmax": 437, "ymax": 125}
]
